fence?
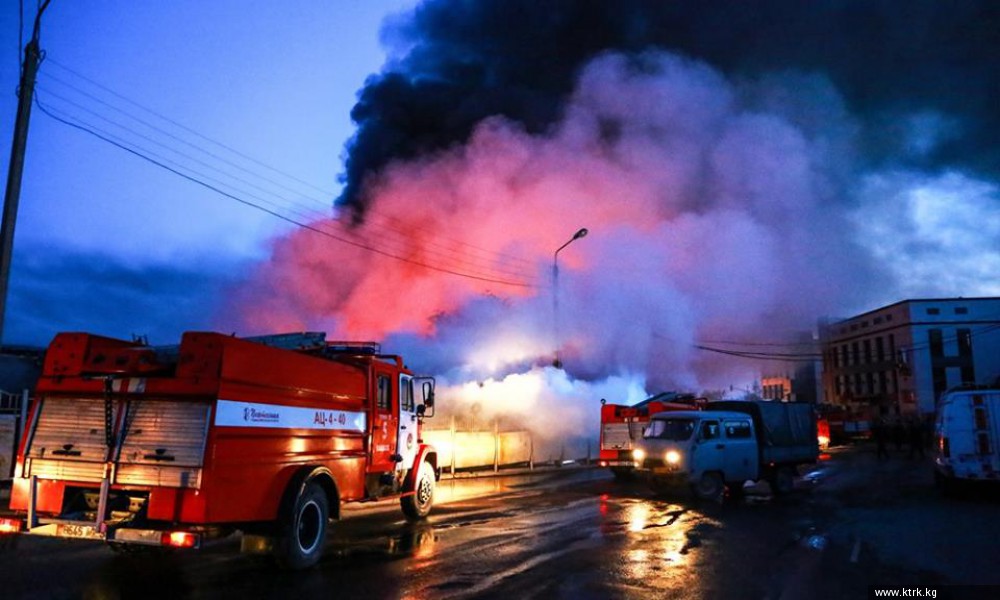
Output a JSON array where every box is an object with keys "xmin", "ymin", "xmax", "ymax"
[
  {"xmin": 423, "ymin": 416, "xmax": 593, "ymax": 474},
  {"xmin": 0, "ymin": 389, "xmax": 29, "ymax": 480}
]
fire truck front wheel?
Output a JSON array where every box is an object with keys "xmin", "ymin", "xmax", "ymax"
[
  {"xmin": 401, "ymin": 463, "xmax": 435, "ymax": 520},
  {"xmin": 275, "ymin": 481, "xmax": 328, "ymax": 569}
]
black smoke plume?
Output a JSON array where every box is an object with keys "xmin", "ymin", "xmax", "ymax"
[{"xmin": 339, "ymin": 0, "xmax": 1000, "ymax": 212}]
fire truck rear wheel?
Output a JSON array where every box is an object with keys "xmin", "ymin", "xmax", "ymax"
[
  {"xmin": 401, "ymin": 463, "xmax": 435, "ymax": 520},
  {"xmin": 275, "ymin": 481, "xmax": 328, "ymax": 570}
]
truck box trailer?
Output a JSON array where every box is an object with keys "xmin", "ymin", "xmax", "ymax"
[{"xmin": 633, "ymin": 401, "xmax": 819, "ymax": 500}]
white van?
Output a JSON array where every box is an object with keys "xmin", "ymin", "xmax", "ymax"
[{"xmin": 934, "ymin": 388, "xmax": 1000, "ymax": 489}]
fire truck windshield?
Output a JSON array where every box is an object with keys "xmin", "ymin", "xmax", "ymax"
[{"xmin": 643, "ymin": 418, "xmax": 696, "ymax": 441}]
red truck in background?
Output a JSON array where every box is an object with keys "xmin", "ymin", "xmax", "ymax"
[
  {"xmin": 598, "ymin": 392, "xmax": 705, "ymax": 479},
  {"xmin": 0, "ymin": 331, "xmax": 437, "ymax": 569}
]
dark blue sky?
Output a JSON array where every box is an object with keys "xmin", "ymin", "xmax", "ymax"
[{"xmin": 0, "ymin": 1, "xmax": 413, "ymax": 346}]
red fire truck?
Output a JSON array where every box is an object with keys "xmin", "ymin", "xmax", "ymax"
[
  {"xmin": 598, "ymin": 392, "xmax": 704, "ymax": 479},
  {"xmin": 0, "ymin": 331, "xmax": 437, "ymax": 569}
]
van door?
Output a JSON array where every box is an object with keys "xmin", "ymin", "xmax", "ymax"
[
  {"xmin": 395, "ymin": 374, "xmax": 418, "ymax": 471},
  {"xmin": 722, "ymin": 419, "xmax": 758, "ymax": 481},
  {"xmin": 694, "ymin": 419, "xmax": 723, "ymax": 476}
]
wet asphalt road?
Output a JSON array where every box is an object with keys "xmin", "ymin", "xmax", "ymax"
[{"xmin": 2, "ymin": 447, "xmax": 999, "ymax": 599}]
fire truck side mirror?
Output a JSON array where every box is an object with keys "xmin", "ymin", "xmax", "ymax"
[{"xmin": 421, "ymin": 381, "xmax": 436, "ymax": 417}]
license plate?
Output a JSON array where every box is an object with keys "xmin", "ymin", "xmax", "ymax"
[
  {"xmin": 652, "ymin": 467, "xmax": 675, "ymax": 475},
  {"xmin": 56, "ymin": 523, "xmax": 103, "ymax": 540}
]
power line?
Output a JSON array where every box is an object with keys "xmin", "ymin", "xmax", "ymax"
[
  {"xmin": 35, "ymin": 96, "xmax": 536, "ymax": 289},
  {"xmin": 693, "ymin": 344, "xmax": 823, "ymax": 362},
  {"xmin": 45, "ymin": 57, "xmax": 338, "ymax": 198},
  {"xmin": 32, "ymin": 83, "xmax": 539, "ymax": 285},
  {"xmin": 41, "ymin": 59, "xmax": 539, "ymax": 273}
]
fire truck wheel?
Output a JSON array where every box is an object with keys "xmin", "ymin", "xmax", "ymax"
[
  {"xmin": 401, "ymin": 463, "xmax": 435, "ymax": 520},
  {"xmin": 691, "ymin": 472, "xmax": 724, "ymax": 501},
  {"xmin": 275, "ymin": 481, "xmax": 328, "ymax": 570}
]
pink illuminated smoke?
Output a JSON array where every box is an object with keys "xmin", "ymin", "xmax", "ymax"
[{"xmin": 232, "ymin": 51, "xmax": 880, "ymax": 421}]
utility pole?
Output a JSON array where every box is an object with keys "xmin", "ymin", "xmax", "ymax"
[{"xmin": 0, "ymin": 0, "xmax": 52, "ymax": 344}]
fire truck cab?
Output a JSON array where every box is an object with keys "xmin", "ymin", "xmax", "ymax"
[{"xmin": 0, "ymin": 331, "xmax": 437, "ymax": 569}]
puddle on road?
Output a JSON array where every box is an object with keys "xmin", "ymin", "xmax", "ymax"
[
  {"xmin": 329, "ymin": 522, "xmax": 439, "ymax": 562},
  {"xmin": 597, "ymin": 495, "xmax": 724, "ymax": 575}
]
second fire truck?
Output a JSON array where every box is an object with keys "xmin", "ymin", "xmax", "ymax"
[{"xmin": 598, "ymin": 392, "xmax": 704, "ymax": 479}]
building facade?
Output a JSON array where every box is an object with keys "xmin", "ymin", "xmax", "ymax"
[
  {"xmin": 820, "ymin": 298, "xmax": 1000, "ymax": 417},
  {"xmin": 761, "ymin": 376, "xmax": 792, "ymax": 402}
]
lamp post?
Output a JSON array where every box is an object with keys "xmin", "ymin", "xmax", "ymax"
[{"xmin": 552, "ymin": 227, "xmax": 588, "ymax": 368}]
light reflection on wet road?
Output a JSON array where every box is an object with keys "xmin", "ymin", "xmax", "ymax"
[{"xmin": 2, "ymin": 467, "xmax": 827, "ymax": 600}]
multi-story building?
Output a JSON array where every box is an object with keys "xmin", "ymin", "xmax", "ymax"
[
  {"xmin": 820, "ymin": 298, "xmax": 1000, "ymax": 417},
  {"xmin": 761, "ymin": 375, "xmax": 792, "ymax": 402}
]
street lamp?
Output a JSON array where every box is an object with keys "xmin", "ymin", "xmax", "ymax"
[{"xmin": 552, "ymin": 227, "xmax": 588, "ymax": 368}]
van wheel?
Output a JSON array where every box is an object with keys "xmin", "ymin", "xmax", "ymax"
[
  {"xmin": 401, "ymin": 463, "xmax": 435, "ymax": 520},
  {"xmin": 691, "ymin": 472, "xmax": 724, "ymax": 501},
  {"xmin": 770, "ymin": 467, "xmax": 795, "ymax": 496},
  {"xmin": 274, "ymin": 481, "xmax": 328, "ymax": 570}
]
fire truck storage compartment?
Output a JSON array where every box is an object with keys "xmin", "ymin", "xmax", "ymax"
[
  {"xmin": 24, "ymin": 397, "xmax": 211, "ymax": 489},
  {"xmin": 25, "ymin": 397, "xmax": 113, "ymax": 483},
  {"xmin": 601, "ymin": 421, "xmax": 636, "ymax": 451},
  {"xmin": 116, "ymin": 400, "xmax": 210, "ymax": 488}
]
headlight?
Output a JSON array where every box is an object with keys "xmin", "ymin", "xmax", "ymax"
[
  {"xmin": 665, "ymin": 450, "xmax": 681, "ymax": 464},
  {"xmin": 632, "ymin": 448, "xmax": 646, "ymax": 462}
]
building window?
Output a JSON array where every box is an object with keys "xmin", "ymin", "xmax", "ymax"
[
  {"xmin": 955, "ymin": 307, "xmax": 968, "ymax": 315},
  {"xmin": 929, "ymin": 329, "xmax": 944, "ymax": 358},
  {"xmin": 927, "ymin": 307, "xmax": 940, "ymax": 315},
  {"xmin": 841, "ymin": 345, "xmax": 849, "ymax": 367},
  {"xmin": 876, "ymin": 337, "xmax": 885, "ymax": 362},
  {"xmin": 958, "ymin": 328, "xmax": 976, "ymax": 383},
  {"xmin": 852, "ymin": 342, "xmax": 860, "ymax": 365},
  {"xmin": 874, "ymin": 316, "xmax": 883, "ymax": 325},
  {"xmin": 958, "ymin": 329, "xmax": 973, "ymax": 357},
  {"xmin": 932, "ymin": 367, "xmax": 947, "ymax": 402},
  {"xmin": 850, "ymin": 324, "xmax": 858, "ymax": 332},
  {"xmin": 861, "ymin": 320, "xmax": 869, "ymax": 328},
  {"xmin": 886, "ymin": 314, "xmax": 893, "ymax": 322},
  {"xmin": 889, "ymin": 334, "xmax": 896, "ymax": 356},
  {"xmin": 864, "ymin": 339, "xmax": 872, "ymax": 364}
]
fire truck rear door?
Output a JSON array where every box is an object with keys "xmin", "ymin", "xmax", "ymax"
[{"xmin": 396, "ymin": 375, "xmax": 418, "ymax": 471}]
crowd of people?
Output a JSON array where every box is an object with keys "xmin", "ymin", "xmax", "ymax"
[{"xmin": 871, "ymin": 415, "xmax": 932, "ymax": 460}]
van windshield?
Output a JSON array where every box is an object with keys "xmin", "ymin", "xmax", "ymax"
[{"xmin": 644, "ymin": 418, "xmax": 696, "ymax": 441}]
